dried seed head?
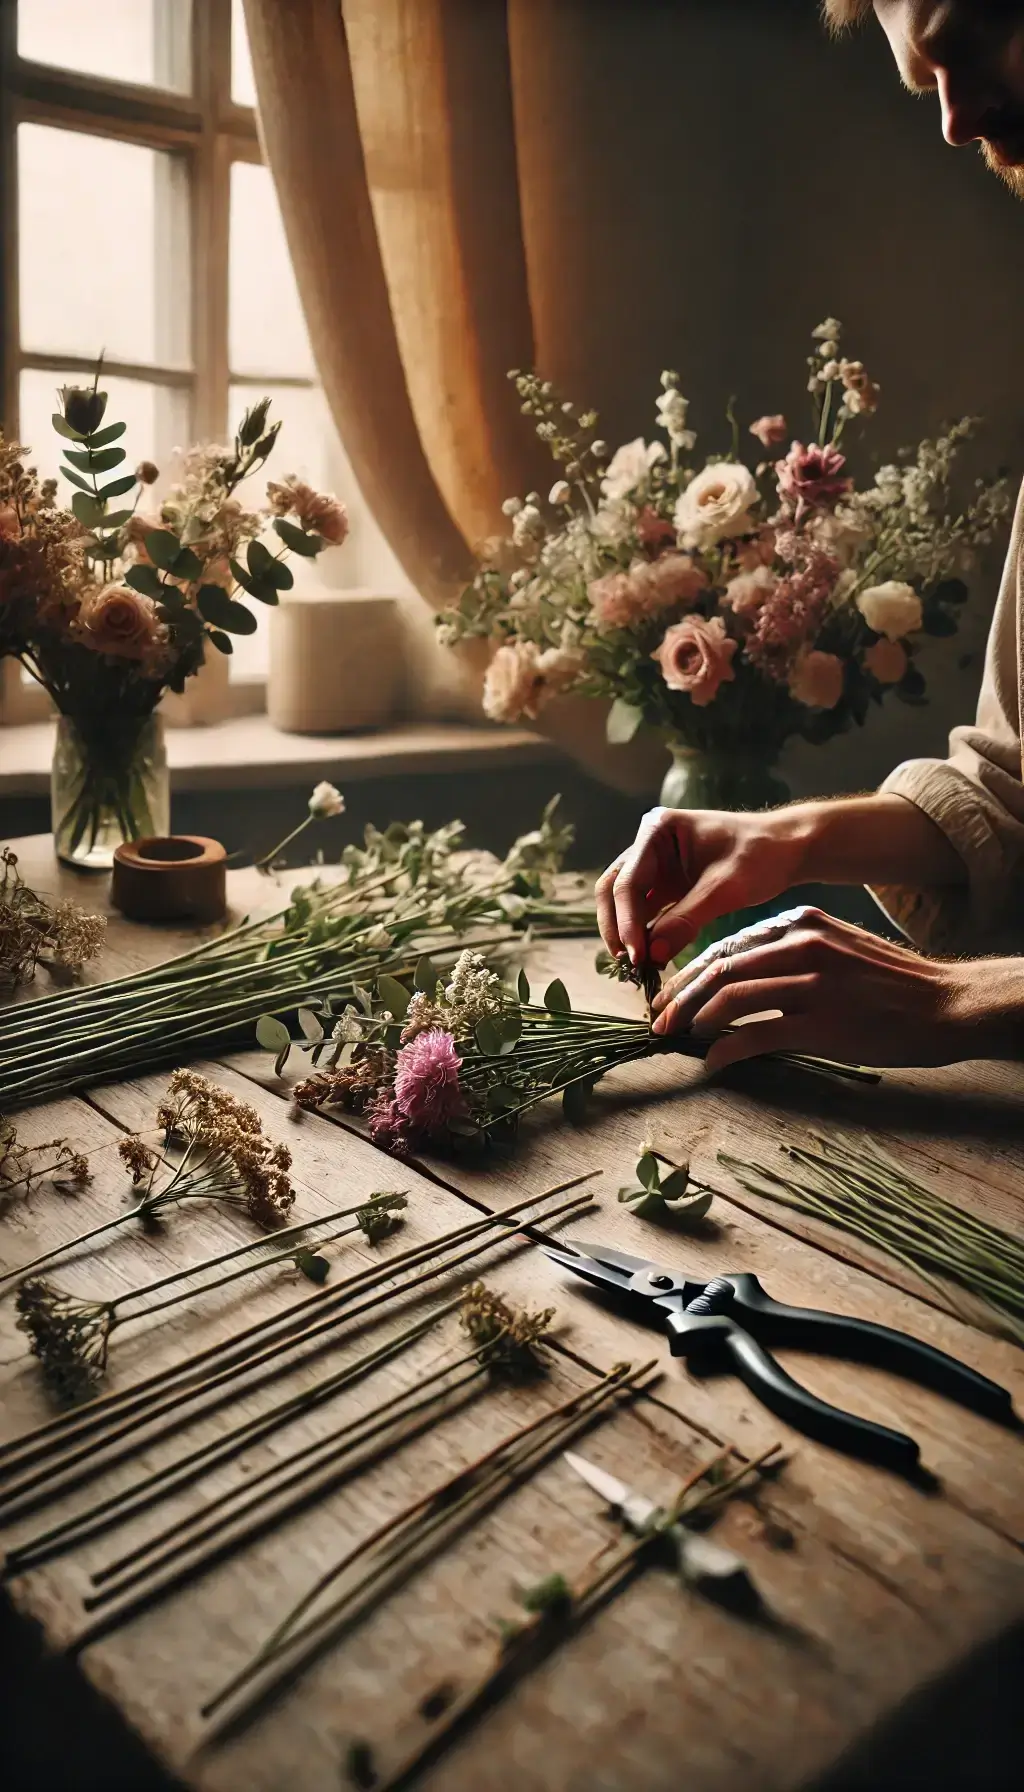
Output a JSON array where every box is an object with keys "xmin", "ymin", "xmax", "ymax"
[
  {"xmin": 15, "ymin": 1276, "xmax": 115, "ymax": 1402},
  {"xmin": 459, "ymin": 1281, "xmax": 554, "ymax": 1380},
  {"xmin": 118, "ymin": 1135, "xmax": 158, "ymax": 1184}
]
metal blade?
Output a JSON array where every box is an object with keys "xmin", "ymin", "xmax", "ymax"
[
  {"xmin": 540, "ymin": 1243, "xmax": 637, "ymax": 1296},
  {"xmin": 567, "ymin": 1238, "xmax": 665, "ymax": 1277},
  {"xmin": 563, "ymin": 1450, "xmax": 660, "ymax": 1532}
]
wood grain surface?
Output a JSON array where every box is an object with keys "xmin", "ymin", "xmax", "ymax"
[{"xmin": 2, "ymin": 838, "xmax": 1023, "ymax": 1792}]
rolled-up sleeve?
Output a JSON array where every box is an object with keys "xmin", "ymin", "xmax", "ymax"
[{"xmin": 870, "ymin": 483, "xmax": 1024, "ymax": 954}]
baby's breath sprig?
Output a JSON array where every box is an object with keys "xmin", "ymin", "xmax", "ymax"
[
  {"xmin": 0, "ymin": 845, "xmax": 105, "ymax": 989},
  {"xmin": 0, "ymin": 1115, "xmax": 90, "ymax": 1213}
]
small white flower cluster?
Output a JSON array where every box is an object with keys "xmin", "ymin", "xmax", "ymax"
[{"xmin": 656, "ymin": 372, "xmax": 696, "ymax": 451}]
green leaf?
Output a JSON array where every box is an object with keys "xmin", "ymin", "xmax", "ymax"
[
  {"xmin": 617, "ymin": 1183, "xmax": 647, "ymax": 1205},
  {"xmin": 298, "ymin": 1006, "xmax": 324, "ymax": 1043},
  {"xmin": 474, "ymin": 1016, "xmax": 503, "ymax": 1056},
  {"xmin": 486, "ymin": 1083, "xmax": 519, "ymax": 1113},
  {"xmin": 294, "ymin": 1248, "xmax": 331, "ymax": 1286},
  {"xmin": 256, "ymin": 1013, "xmax": 292, "ymax": 1053},
  {"xmin": 922, "ymin": 608, "xmax": 958, "ymax": 637},
  {"xmin": 274, "ymin": 516, "xmax": 323, "ymax": 556},
  {"xmin": 145, "ymin": 528, "xmax": 184, "ymax": 571},
  {"xmin": 248, "ymin": 537, "xmax": 293, "ymax": 588},
  {"xmin": 71, "ymin": 490, "xmax": 104, "ymax": 528},
  {"xmin": 274, "ymin": 1043, "xmax": 291, "ymax": 1078},
  {"xmin": 96, "ymin": 508, "xmax": 134, "ymax": 528},
  {"xmin": 60, "ymin": 466, "xmax": 94, "ymax": 494},
  {"xmin": 660, "ymin": 1167, "xmax": 691, "ymax": 1202},
  {"xmin": 636, "ymin": 1152, "xmax": 661, "ymax": 1191},
  {"xmin": 123, "ymin": 563, "xmax": 162, "ymax": 597},
  {"xmin": 196, "ymin": 585, "xmax": 258, "ymax": 634},
  {"xmin": 88, "ymin": 421, "xmax": 127, "ymax": 448},
  {"xmin": 229, "ymin": 555, "xmax": 258, "ymax": 596},
  {"xmin": 447, "ymin": 1115, "xmax": 481, "ymax": 1138},
  {"xmin": 246, "ymin": 579, "xmax": 281, "ymax": 606},
  {"xmin": 51, "ymin": 413, "xmax": 84, "ymax": 441},
  {"xmin": 543, "ymin": 978, "xmax": 571, "ymax": 1013},
  {"xmin": 170, "ymin": 544, "xmax": 203, "ymax": 581},
  {"xmin": 517, "ymin": 968, "xmax": 530, "ymax": 1004},
  {"xmin": 519, "ymin": 1572, "xmax": 571, "ymax": 1615},
  {"xmin": 606, "ymin": 697, "xmax": 644, "ymax": 745},
  {"xmin": 62, "ymin": 449, "xmax": 99, "ymax": 471},
  {"xmin": 377, "ymin": 973, "xmax": 411, "ymax": 1020},
  {"xmin": 414, "ymin": 954, "xmax": 440, "ymax": 994},
  {"xmin": 671, "ymin": 1189, "xmax": 714, "ymax": 1226},
  {"xmin": 208, "ymin": 629, "xmax": 233, "ymax": 655},
  {"xmin": 84, "ymin": 445, "xmax": 126, "ymax": 473},
  {"xmin": 97, "ymin": 472, "xmax": 139, "ymax": 501},
  {"xmin": 496, "ymin": 1010, "xmax": 522, "ymax": 1053},
  {"xmin": 932, "ymin": 576, "xmax": 968, "ymax": 606}
]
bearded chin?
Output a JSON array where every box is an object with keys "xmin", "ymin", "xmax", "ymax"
[{"xmin": 982, "ymin": 141, "xmax": 1024, "ymax": 198}]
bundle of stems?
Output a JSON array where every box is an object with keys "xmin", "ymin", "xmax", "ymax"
[
  {"xmin": 196, "ymin": 1357, "xmax": 657, "ymax": 1737},
  {"xmin": 0, "ymin": 1175, "xmax": 598, "ymax": 1521},
  {"xmin": 12, "ymin": 1189, "xmax": 408, "ymax": 1401},
  {"xmin": 0, "ymin": 807, "xmax": 596, "ymax": 1111},
  {"xmin": 368, "ymin": 1440, "xmax": 782, "ymax": 1792},
  {"xmin": 720, "ymin": 1133, "xmax": 1024, "ymax": 1346}
]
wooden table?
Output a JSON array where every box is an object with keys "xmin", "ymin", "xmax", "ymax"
[{"xmin": 2, "ymin": 837, "xmax": 1023, "ymax": 1792}]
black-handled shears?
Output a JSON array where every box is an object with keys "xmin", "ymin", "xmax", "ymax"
[{"xmin": 542, "ymin": 1237, "xmax": 1018, "ymax": 1475}]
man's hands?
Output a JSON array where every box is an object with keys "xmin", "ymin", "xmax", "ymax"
[
  {"xmin": 595, "ymin": 804, "xmax": 811, "ymax": 969},
  {"xmin": 647, "ymin": 905, "xmax": 999, "ymax": 1070}
]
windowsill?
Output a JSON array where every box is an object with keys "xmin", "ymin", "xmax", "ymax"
[{"xmin": 0, "ymin": 716, "xmax": 561, "ymax": 798}]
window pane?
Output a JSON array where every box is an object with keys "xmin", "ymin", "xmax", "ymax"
[
  {"xmin": 231, "ymin": 0, "xmax": 257, "ymax": 107},
  {"xmin": 229, "ymin": 162, "xmax": 314, "ymax": 379},
  {"xmin": 18, "ymin": 0, "xmax": 191, "ymax": 93},
  {"xmin": 19, "ymin": 125, "xmax": 191, "ymax": 366},
  {"xmin": 226, "ymin": 382, "xmax": 338, "ymax": 678},
  {"xmin": 19, "ymin": 368, "xmax": 189, "ymax": 498}
]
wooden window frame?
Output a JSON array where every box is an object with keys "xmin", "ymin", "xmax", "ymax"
[{"xmin": 0, "ymin": 0, "xmax": 314, "ymax": 723}]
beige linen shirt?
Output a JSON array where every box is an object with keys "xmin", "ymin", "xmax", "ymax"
[{"xmin": 872, "ymin": 481, "xmax": 1024, "ymax": 954}]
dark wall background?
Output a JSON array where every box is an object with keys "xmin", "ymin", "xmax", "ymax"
[{"xmin": 524, "ymin": 0, "xmax": 1024, "ymax": 799}]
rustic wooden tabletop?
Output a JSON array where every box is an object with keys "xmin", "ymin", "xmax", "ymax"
[{"xmin": 2, "ymin": 836, "xmax": 1023, "ymax": 1792}]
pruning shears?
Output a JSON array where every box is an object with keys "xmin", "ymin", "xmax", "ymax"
[{"xmin": 543, "ymin": 1237, "xmax": 1018, "ymax": 1475}]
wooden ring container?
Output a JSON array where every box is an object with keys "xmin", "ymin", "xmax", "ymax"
[{"xmin": 111, "ymin": 836, "xmax": 227, "ymax": 925}]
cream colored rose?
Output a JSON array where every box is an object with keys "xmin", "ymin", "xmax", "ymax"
[
  {"xmin": 536, "ymin": 645, "xmax": 584, "ymax": 693},
  {"xmin": 74, "ymin": 584, "xmax": 167, "ymax": 665},
  {"xmin": 673, "ymin": 461, "xmax": 758, "ymax": 549},
  {"xmin": 789, "ymin": 648, "xmax": 844, "ymax": 710},
  {"xmin": 651, "ymin": 614, "xmax": 737, "ymax": 707},
  {"xmin": 723, "ymin": 564, "xmax": 777, "ymax": 617},
  {"xmin": 864, "ymin": 637, "xmax": 907, "ymax": 684},
  {"xmin": 308, "ymin": 781, "xmax": 345, "ymax": 818},
  {"xmin": 856, "ymin": 580, "xmax": 922, "ymax": 640},
  {"xmin": 482, "ymin": 642, "xmax": 546, "ymax": 722}
]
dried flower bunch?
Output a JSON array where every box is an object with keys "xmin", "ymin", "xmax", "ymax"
[
  {"xmin": 0, "ymin": 1115, "xmax": 89, "ymax": 1215},
  {"xmin": 458, "ymin": 1281, "xmax": 555, "ymax": 1379},
  {"xmin": 439, "ymin": 320, "xmax": 1011, "ymax": 760},
  {"xmin": 270, "ymin": 953, "xmax": 875, "ymax": 1157},
  {"xmin": 0, "ymin": 375, "xmax": 346, "ymax": 855},
  {"xmin": 0, "ymin": 799, "xmax": 593, "ymax": 1112},
  {"xmin": 0, "ymin": 847, "xmax": 105, "ymax": 988}
]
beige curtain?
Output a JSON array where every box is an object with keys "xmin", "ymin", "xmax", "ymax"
[{"xmin": 243, "ymin": 0, "xmax": 665, "ymax": 791}]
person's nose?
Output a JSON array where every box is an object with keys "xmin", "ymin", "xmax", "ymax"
[{"xmin": 934, "ymin": 66, "xmax": 997, "ymax": 146}]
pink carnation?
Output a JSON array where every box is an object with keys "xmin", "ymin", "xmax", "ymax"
[
  {"xmin": 789, "ymin": 648, "xmax": 844, "ymax": 710},
  {"xmin": 652, "ymin": 613, "xmax": 738, "ymax": 707},
  {"xmin": 749, "ymin": 415, "xmax": 789, "ymax": 450},
  {"xmin": 776, "ymin": 442, "xmax": 852, "ymax": 514},
  {"xmin": 588, "ymin": 554, "xmax": 705, "ymax": 630},
  {"xmin": 393, "ymin": 1028, "xmax": 466, "ymax": 1134}
]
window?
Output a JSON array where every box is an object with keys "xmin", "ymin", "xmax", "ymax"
[{"xmin": 1, "ymin": 0, "xmax": 396, "ymax": 719}]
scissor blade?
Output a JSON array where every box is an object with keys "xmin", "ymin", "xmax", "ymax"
[
  {"xmin": 540, "ymin": 1242, "xmax": 637, "ymax": 1297},
  {"xmin": 567, "ymin": 1237, "xmax": 666, "ymax": 1278},
  {"xmin": 563, "ymin": 1451, "xmax": 660, "ymax": 1531}
]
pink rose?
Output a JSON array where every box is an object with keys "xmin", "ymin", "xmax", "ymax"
[
  {"xmin": 635, "ymin": 506, "xmax": 677, "ymax": 552},
  {"xmin": 776, "ymin": 441, "xmax": 852, "ymax": 513},
  {"xmin": 749, "ymin": 415, "xmax": 789, "ymax": 450},
  {"xmin": 588, "ymin": 553, "xmax": 705, "ymax": 630},
  {"xmin": 864, "ymin": 637, "xmax": 907, "ymax": 684},
  {"xmin": 652, "ymin": 614, "xmax": 738, "ymax": 707},
  {"xmin": 789, "ymin": 648, "xmax": 845, "ymax": 710}
]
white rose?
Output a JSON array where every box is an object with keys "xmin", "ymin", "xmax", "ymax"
[
  {"xmin": 856, "ymin": 580, "xmax": 923, "ymax": 641},
  {"xmin": 673, "ymin": 461, "xmax": 758, "ymax": 549},
  {"xmin": 549, "ymin": 480, "xmax": 572, "ymax": 505},
  {"xmin": 600, "ymin": 437, "xmax": 665, "ymax": 502},
  {"xmin": 308, "ymin": 781, "xmax": 345, "ymax": 818}
]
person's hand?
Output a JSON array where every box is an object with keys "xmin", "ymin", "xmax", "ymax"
[
  {"xmin": 595, "ymin": 804, "xmax": 810, "ymax": 969},
  {"xmin": 649, "ymin": 905, "xmax": 1009, "ymax": 1070}
]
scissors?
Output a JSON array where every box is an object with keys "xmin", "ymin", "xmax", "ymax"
[{"xmin": 542, "ymin": 1237, "xmax": 1018, "ymax": 1474}]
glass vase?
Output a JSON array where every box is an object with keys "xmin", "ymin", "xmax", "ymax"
[
  {"xmin": 659, "ymin": 742, "xmax": 790, "ymax": 962},
  {"xmin": 51, "ymin": 713, "xmax": 170, "ymax": 871}
]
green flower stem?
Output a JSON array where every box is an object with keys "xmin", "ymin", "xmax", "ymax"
[{"xmin": 6, "ymin": 1302, "xmax": 456, "ymax": 1573}]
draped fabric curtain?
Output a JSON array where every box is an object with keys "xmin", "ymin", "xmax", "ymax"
[{"xmin": 242, "ymin": 0, "xmax": 666, "ymax": 789}]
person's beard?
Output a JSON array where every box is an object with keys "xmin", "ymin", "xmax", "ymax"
[{"xmin": 982, "ymin": 138, "xmax": 1024, "ymax": 197}]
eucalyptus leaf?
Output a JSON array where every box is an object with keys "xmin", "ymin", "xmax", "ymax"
[
  {"xmin": 671, "ymin": 1189, "xmax": 714, "ymax": 1226},
  {"xmin": 298, "ymin": 1006, "xmax": 324, "ymax": 1043},
  {"xmin": 273, "ymin": 517, "xmax": 323, "ymax": 556},
  {"xmin": 544, "ymin": 978, "xmax": 571, "ymax": 1013},
  {"xmin": 256, "ymin": 1013, "xmax": 292, "ymax": 1053},
  {"xmin": 517, "ymin": 967, "xmax": 530, "ymax": 1004},
  {"xmin": 229, "ymin": 555, "xmax": 258, "ymax": 596},
  {"xmin": 97, "ymin": 472, "xmax": 139, "ymax": 500},
  {"xmin": 145, "ymin": 528, "xmax": 184, "ymax": 571},
  {"xmin": 51, "ymin": 413, "xmax": 84, "ymax": 441},
  {"xmin": 274, "ymin": 1043, "xmax": 291, "ymax": 1078},
  {"xmin": 197, "ymin": 584, "xmax": 258, "ymax": 633},
  {"xmin": 497, "ymin": 1010, "xmax": 522, "ymax": 1053},
  {"xmin": 71, "ymin": 491, "xmax": 104, "ymax": 528},
  {"xmin": 414, "ymin": 955, "xmax": 440, "ymax": 994},
  {"xmin": 474, "ymin": 1015, "xmax": 503, "ymax": 1057},
  {"xmin": 60, "ymin": 466, "xmax": 94, "ymax": 494},
  {"xmin": 636, "ymin": 1152, "xmax": 661, "ymax": 1192},
  {"xmin": 376, "ymin": 973, "xmax": 411, "ymax": 1020},
  {"xmin": 207, "ymin": 629, "xmax": 233, "ymax": 654},
  {"xmin": 62, "ymin": 448, "xmax": 101, "ymax": 472},
  {"xmin": 173, "ymin": 544, "xmax": 204, "ymax": 581},
  {"xmin": 247, "ymin": 537, "xmax": 293, "ymax": 588},
  {"xmin": 659, "ymin": 1167, "xmax": 692, "ymax": 1202},
  {"xmin": 294, "ymin": 1249, "xmax": 331, "ymax": 1286},
  {"xmin": 88, "ymin": 421, "xmax": 127, "ymax": 448},
  {"xmin": 96, "ymin": 508, "xmax": 134, "ymax": 528},
  {"xmin": 617, "ymin": 1183, "xmax": 648, "ymax": 1205},
  {"xmin": 80, "ymin": 445, "xmax": 126, "ymax": 473},
  {"xmin": 124, "ymin": 564, "xmax": 165, "ymax": 599}
]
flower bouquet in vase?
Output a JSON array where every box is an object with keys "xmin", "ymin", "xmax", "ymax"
[
  {"xmin": 439, "ymin": 319, "xmax": 1010, "ymax": 943},
  {"xmin": 0, "ymin": 374, "xmax": 348, "ymax": 867}
]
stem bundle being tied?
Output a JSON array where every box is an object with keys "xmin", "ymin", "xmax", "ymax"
[
  {"xmin": 720, "ymin": 1133, "xmax": 1024, "ymax": 1346},
  {"xmin": 0, "ymin": 802, "xmax": 593, "ymax": 1112}
]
